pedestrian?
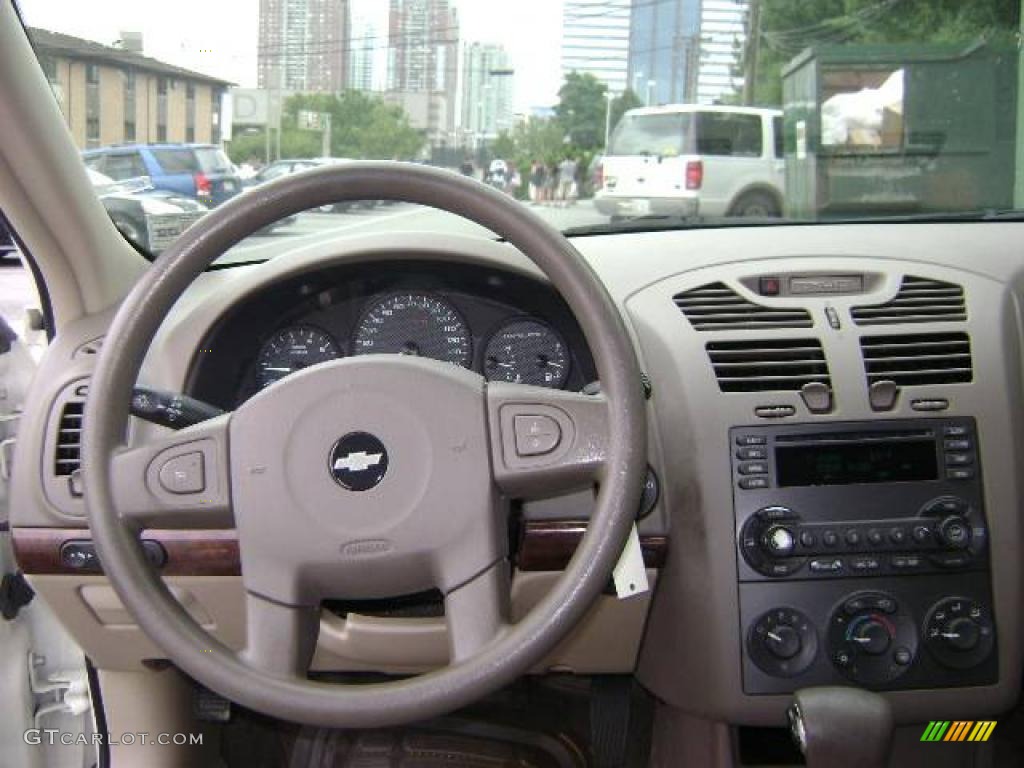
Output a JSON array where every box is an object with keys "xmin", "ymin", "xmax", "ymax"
[
  {"xmin": 546, "ymin": 161, "xmax": 559, "ymax": 202},
  {"xmin": 557, "ymin": 154, "xmax": 578, "ymax": 205},
  {"xmin": 529, "ymin": 160, "xmax": 546, "ymax": 203},
  {"xmin": 506, "ymin": 160, "xmax": 521, "ymax": 197},
  {"xmin": 459, "ymin": 156, "xmax": 475, "ymax": 177}
]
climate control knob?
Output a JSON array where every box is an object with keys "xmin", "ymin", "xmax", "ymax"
[
  {"xmin": 828, "ymin": 591, "xmax": 917, "ymax": 686},
  {"xmin": 765, "ymin": 624, "xmax": 802, "ymax": 659},
  {"xmin": 850, "ymin": 619, "xmax": 891, "ymax": 656},
  {"xmin": 924, "ymin": 597, "xmax": 994, "ymax": 669},
  {"xmin": 748, "ymin": 608, "xmax": 817, "ymax": 677}
]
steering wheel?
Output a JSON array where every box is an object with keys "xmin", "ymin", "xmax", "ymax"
[{"xmin": 82, "ymin": 162, "xmax": 647, "ymax": 728}]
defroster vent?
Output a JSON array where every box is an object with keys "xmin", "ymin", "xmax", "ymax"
[
  {"xmin": 852, "ymin": 276, "xmax": 966, "ymax": 325},
  {"xmin": 674, "ymin": 283, "xmax": 812, "ymax": 331},
  {"xmin": 860, "ymin": 332, "xmax": 973, "ymax": 386},
  {"xmin": 706, "ymin": 339, "xmax": 831, "ymax": 393}
]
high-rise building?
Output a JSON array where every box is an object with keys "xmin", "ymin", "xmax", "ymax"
[
  {"xmin": 348, "ymin": 0, "xmax": 380, "ymax": 91},
  {"xmin": 627, "ymin": 0, "xmax": 702, "ymax": 106},
  {"xmin": 257, "ymin": 0, "xmax": 349, "ymax": 93},
  {"xmin": 697, "ymin": 0, "xmax": 748, "ymax": 104},
  {"xmin": 387, "ymin": 0, "xmax": 459, "ymax": 142},
  {"xmin": 560, "ymin": 0, "xmax": 630, "ymax": 93},
  {"xmin": 461, "ymin": 43, "xmax": 514, "ymax": 142}
]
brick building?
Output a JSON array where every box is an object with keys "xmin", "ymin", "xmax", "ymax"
[{"xmin": 29, "ymin": 28, "xmax": 231, "ymax": 149}]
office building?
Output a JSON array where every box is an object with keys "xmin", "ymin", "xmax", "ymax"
[
  {"xmin": 387, "ymin": 0, "xmax": 459, "ymax": 142},
  {"xmin": 31, "ymin": 27, "xmax": 230, "ymax": 149},
  {"xmin": 257, "ymin": 0, "xmax": 349, "ymax": 93},
  {"xmin": 461, "ymin": 43, "xmax": 514, "ymax": 142},
  {"xmin": 697, "ymin": 0, "xmax": 748, "ymax": 103},
  {"xmin": 560, "ymin": 0, "xmax": 630, "ymax": 93},
  {"xmin": 627, "ymin": 0, "xmax": 702, "ymax": 106}
]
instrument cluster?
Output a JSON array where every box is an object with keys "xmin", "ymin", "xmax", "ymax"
[{"xmin": 187, "ymin": 261, "xmax": 594, "ymax": 409}]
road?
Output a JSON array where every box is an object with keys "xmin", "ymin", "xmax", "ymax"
[{"xmin": 0, "ymin": 200, "xmax": 612, "ymax": 337}]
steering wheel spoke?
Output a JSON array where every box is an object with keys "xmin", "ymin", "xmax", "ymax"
[
  {"xmin": 239, "ymin": 591, "xmax": 319, "ymax": 679},
  {"xmin": 445, "ymin": 560, "xmax": 511, "ymax": 664},
  {"xmin": 487, "ymin": 382, "xmax": 610, "ymax": 498},
  {"xmin": 110, "ymin": 413, "xmax": 233, "ymax": 527}
]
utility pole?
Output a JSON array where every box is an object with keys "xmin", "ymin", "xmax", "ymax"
[
  {"xmin": 743, "ymin": 0, "xmax": 762, "ymax": 105},
  {"xmin": 1015, "ymin": 0, "xmax": 1024, "ymax": 206}
]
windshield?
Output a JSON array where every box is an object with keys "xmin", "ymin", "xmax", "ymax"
[{"xmin": 16, "ymin": 0, "xmax": 1024, "ymax": 262}]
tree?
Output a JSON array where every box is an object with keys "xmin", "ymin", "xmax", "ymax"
[
  {"xmin": 608, "ymin": 89, "xmax": 644, "ymax": 140},
  {"xmin": 555, "ymin": 72, "xmax": 608, "ymax": 151},
  {"xmin": 749, "ymin": 0, "xmax": 1020, "ymax": 105},
  {"xmin": 285, "ymin": 91, "xmax": 425, "ymax": 160}
]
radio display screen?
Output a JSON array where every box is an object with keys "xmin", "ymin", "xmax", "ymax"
[{"xmin": 775, "ymin": 440, "xmax": 938, "ymax": 487}]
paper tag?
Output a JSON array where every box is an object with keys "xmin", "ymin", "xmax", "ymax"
[{"xmin": 613, "ymin": 523, "xmax": 649, "ymax": 599}]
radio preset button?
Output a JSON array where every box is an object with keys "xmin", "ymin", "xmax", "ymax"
[
  {"xmin": 912, "ymin": 525, "xmax": 932, "ymax": 544},
  {"xmin": 867, "ymin": 529, "xmax": 883, "ymax": 546},
  {"xmin": 822, "ymin": 531, "xmax": 839, "ymax": 547},
  {"xmin": 799, "ymin": 531, "xmax": 816, "ymax": 548},
  {"xmin": 888, "ymin": 527, "xmax": 907, "ymax": 545},
  {"xmin": 844, "ymin": 529, "xmax": 861, "ymax": 547}
]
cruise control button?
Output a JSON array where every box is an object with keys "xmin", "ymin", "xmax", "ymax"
[
  {"xmin": 513, "ymin": 415, "xmax": 561, "ymax": 457},
  {"xmin": 158, "ymin": 451, "xmax": 206, "ymax": 494}
]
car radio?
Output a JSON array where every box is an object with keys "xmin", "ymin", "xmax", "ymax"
[{"xmin": 731, "ymin": 419, "xmax": 997, "ymax": 694}]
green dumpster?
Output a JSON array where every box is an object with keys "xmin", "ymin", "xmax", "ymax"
[{"xmin": 782, "ymin": 42, "xmax": 1018, "ymax": 219}]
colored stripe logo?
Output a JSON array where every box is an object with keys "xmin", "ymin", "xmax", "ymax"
[{"xmin": 920, "ymin": 721, "xmax": 996, "ymax": 742}]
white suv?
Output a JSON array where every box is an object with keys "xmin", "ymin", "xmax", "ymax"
[{"xmin": 595, "ymin": 105, "xmax": 785, "ymax": 219}]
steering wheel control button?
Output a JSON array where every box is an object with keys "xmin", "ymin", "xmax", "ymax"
[
  {"xmin": 513, "ymin": 415, "xmax": 561, "ymax": 457},
  {"xmin": 158, "ymin": 452, "xmax": 206, "ymax": 494},
  {"xmin": 748, "ymin": 608, "xmax": 818, "ymax": 677},
  {"xmin": 924, "ymin": 597, "xmax": 995, "ymax": 670},
  {"xmin": 328, "ymin": 432, "xmax": 389, "ymax": 491},
  {"xmin": 828, "ymin": 591, "xmax": 917, "ymax": 685}
]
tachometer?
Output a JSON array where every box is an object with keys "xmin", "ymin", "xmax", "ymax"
[
  {"xmin": 257, "ymin": 325, "xmax": 340, "ymax": 389},
  {"xmin": 353, "ymin": 292, "xmax": 471, "ymax": 367},
  {"xmin": 484, "ymin": 319, "xmax": 569, "ymax": 388}
]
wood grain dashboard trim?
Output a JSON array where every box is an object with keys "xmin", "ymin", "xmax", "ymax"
[{"xmin": 12, "ymin": 523, "xmax": 667, "ymax": 576}]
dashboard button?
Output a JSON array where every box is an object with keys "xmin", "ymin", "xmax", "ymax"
[
  {"xmin": 912, "ymin": 525, "xmax": 932, "ymax": 544},
  {"xmin": 513, "ymin": 415, "xmax": 561, "ymax": 457},
  {"xmin": 755, "ymin": 405, "xmax": 796, "ymax": 418},
  {"xmin": 894, "ymin": 647, "xmax": 913, "ymax": 665},
  {"xmin": 738, "ymin": 477, "xmax": 769, "ymax": 490},
  {"xmin": 822, "ymin": 530, "xmax": 839, "ymax": 547},
  {"xmin": 736, "ymin": 435, "xmax": 766, "ymax": 446},
  {"xmin": 867, "ymin": 529, "xmax": 883, "ymax": 546},
  {"xmin": 158, "ymin": 452, "xmax": 206, "ymax": 494},
  {"xmin": 945, "ymin": 453, "xmax": 973, "ymax": 466},
  {"xmin": 851, "ymin": 557, "xmax": 880, "ymax": 572},
  {"xmin": 911, "ymin": 398, "xmax": 949, "ymax": 412},
  {"xmin": 891, "ymin": 555, "xmax": 922, "ymax": 570},
  {"xmin": 809, "ymin": 558, "xmax": 843, "ymax": 573},
  {"xmin": 944, "ymin": 439, "xmax": 971, "ymax": 451},
  {"xmin": 947, "ymin": 468, "xmax": 975, "ymax": 480},
  {"xmin": 799, "ymin": 531, "xmax": 816, "ymax": 548},
  {"xmin": 736, "ymin": 446, "xmax": 766, "ymax": 460},
  {"xmin": 738, "ymin": 461, "xmax": 768, "ymax": 475},
  {"xmin": 888, "ymin": 527, "xmax": 907, "ymax": 545},
  {"xmin": 943, "ymin": 425, "xmax": 969, "ymax": 437},
  {"xmin": 844, "ymin": 529, "xmax": 861, "ymax": 547}
]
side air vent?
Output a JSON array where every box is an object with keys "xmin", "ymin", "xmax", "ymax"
[
  {"xmin": 851, "ymin": 276, "xmax": 966, "ymax": 325},
  {"xmin": 674, "ymin": 282, "xmax": 812, "ymax": 331},
  {"xmin": 706, "ymin": 339, "xmax": 830, "ymax": 392},
  {"xmin": 860, "ymin": 332, "xmax": 973, "ymax": 386},
  {"xmin": 54, "ymin": 400, "xmax": 84, "ymax": 476}
]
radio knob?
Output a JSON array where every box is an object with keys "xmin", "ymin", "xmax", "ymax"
[
  {"xmin": 941, "ymin": 617, "xmax": 981, "ymax": 652},
  {"xmin": 763, "ymin": 526, "xmax": 796, "ymax": 557},
  {"xmin": 851, "ymin": 619, "xmax": 892, "ymax": 656},
  {"xmin": 937, "ymin": 516, "xmax": 971, "ymax": 550},
  {"xmin": 765, "ymin": 625, "xmax": 802, "ymax": 659}
]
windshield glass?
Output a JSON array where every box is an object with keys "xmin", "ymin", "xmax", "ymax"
[{"xmin": 16, "ymin": 0, "xmax": 1024, "ymax": 262}]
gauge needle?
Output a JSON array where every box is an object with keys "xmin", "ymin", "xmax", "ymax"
[
  {"xmin": 263, "ymin": 367, "xmax": 292, "ymax": 372},
  {"xmin": 767, "ymin": 631, "xmax": 783, "ymax": 643},
  {"xmin": 940, "ymin": 632, "xmax": 962, "ymax": 639}
]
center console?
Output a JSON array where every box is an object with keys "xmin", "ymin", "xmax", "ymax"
[{"xmin": 732, "ymin": 418, "xmax": 996, "ymax": 694}]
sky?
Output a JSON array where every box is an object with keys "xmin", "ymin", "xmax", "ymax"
[{"xmin": 17, "ymin": 0, "xmax": 566, "ymax": 111}]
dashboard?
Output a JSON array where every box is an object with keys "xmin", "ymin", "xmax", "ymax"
[
  {"xmin": 186, "ymin": 260, "xmax": 597, "ymax": 409},
  {"xmin": 11, "ymin": 222, "xmax": 1024, "ymax": 732}
]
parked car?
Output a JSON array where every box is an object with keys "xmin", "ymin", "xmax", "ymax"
[
  {"xmin": 245, "ymin": 157, "xmax": 377, "ymax": 211},
  {"xmin": 82, "ymin": 143, "xmax": 242, "ymax": 206},
  {"xmin": 595, "ymin": 105, "xmax": 785, "ymax": 220},
  {"xmin": 87, "ymin": 169, "xmax": 207, "ymax": 255}
]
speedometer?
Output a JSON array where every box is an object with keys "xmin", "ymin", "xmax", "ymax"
[
  {"xmin": 257, "ymin": 325, "xmax": 340, "ymax": 389},
  {"xmin": 484, "ymin": 319, "xmax": 569, "ymax": 388},
  {"xmin": 353, "ymin": 293, "xmax": 471, "ymax": 367}
]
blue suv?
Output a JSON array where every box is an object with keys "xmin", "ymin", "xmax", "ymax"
[{"xmin": 82, "ymin": 144, "xmax": 242, "ymax": 206}]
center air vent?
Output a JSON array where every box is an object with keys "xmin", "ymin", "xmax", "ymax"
[
  {"xmin": 852, "ymin": 276, "xmax": 966, "ymax": 325},
  {"xmin": 706, "ymin": 339, "xmax": 830, "ymax": 392},
  {"xmin": 674, "ymin": 283, "xmax": 812, "ymax": 331},
  {"xmin": 54, "ymin": 399, "xmax": 83, "ymax": 476},
  {"xmin": 860, "ymin": 332, "xmax": 973, "ymax": 386}
]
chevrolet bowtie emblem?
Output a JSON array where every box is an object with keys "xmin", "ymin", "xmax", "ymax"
[{"xmin": 333, "ymin": 451, "xmax": 383, "ymax": 473}]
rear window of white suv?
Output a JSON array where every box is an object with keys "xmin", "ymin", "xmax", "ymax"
[
  {"xmin": 695, "ymin": 113, "xmax": 763, "ymax": 157},
  {"xmin": 608, "ymin": 112, "xmax": 693, "ymax": 157}
]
